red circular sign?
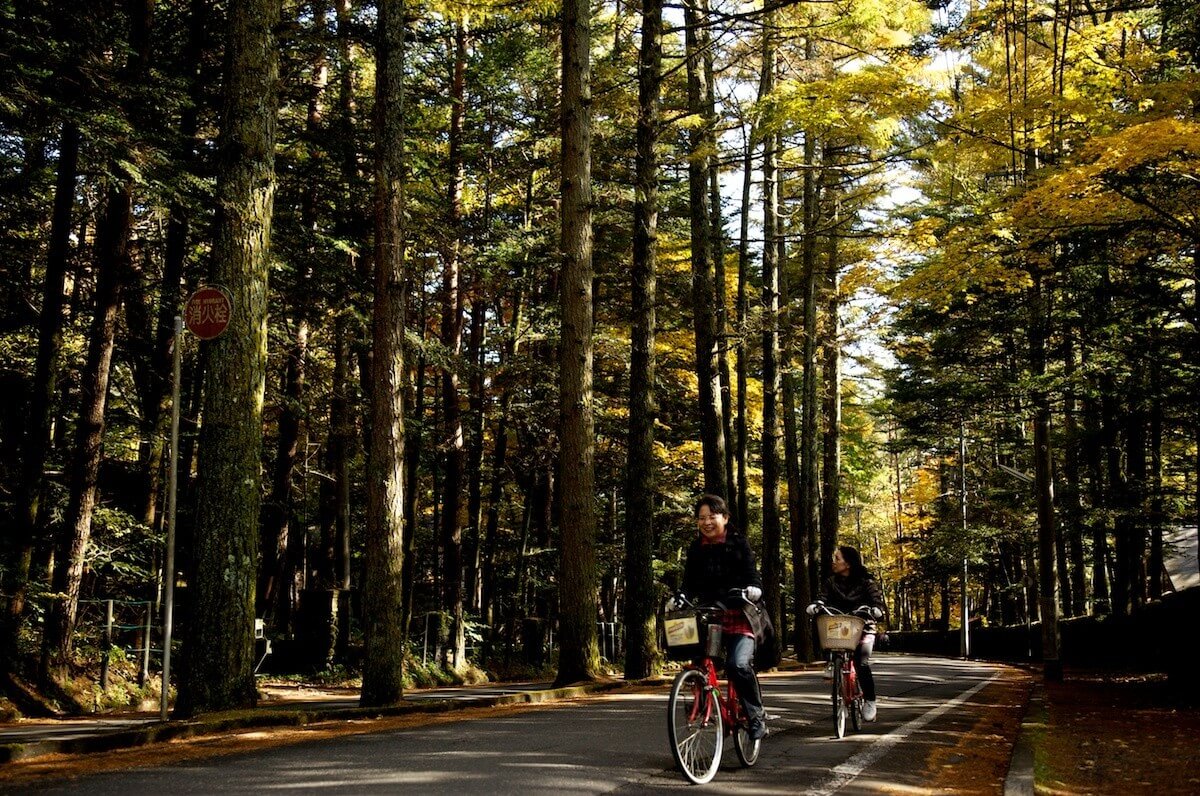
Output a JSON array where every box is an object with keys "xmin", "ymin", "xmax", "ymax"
[{"xmin": 184, "ymin": 286, "xmax": 232, "ymax": 340}]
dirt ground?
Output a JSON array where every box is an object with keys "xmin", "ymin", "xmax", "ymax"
[
  {"xmin": 1035, "ymin": 671, "xmax": 1200, "ymax": 795},
  {"xmin": 900, "ymin": 667, "xmax": 1033, "ymax": 795}
]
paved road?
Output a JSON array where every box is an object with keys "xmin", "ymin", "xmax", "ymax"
[{"xmin": 7, "ymin": 656, "xmax": 1012, "ymax": 794}]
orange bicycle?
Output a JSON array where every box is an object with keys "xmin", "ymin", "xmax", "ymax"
[{"xmin": 662, "ymin": 592, "xmax": 762, "ymax": 784}]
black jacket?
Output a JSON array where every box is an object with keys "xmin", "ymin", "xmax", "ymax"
[
  {"xmin": 681, "ymin": 532, "xmax": 762, "ymax": 603},
  {"xmin": 681, "ymin": 532, "xmax": 770, "ymax": 643},
  {"xmin": 817, "ymin": 572, "xmax": 887, "ymax": 630}
]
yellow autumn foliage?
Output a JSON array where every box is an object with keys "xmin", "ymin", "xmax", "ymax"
[{"xmin": 1013, "ymin": 119, "xmax": 1200, "ymax": 234}]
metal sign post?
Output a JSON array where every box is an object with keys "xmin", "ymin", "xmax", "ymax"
[{"xmin": 161, "ymin": 316, "xmax": 182, "ymax": 721}]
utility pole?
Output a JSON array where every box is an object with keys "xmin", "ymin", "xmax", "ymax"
[{"xmin": 959, "ymin": 419, "xmax": 969, "ymax": 659}]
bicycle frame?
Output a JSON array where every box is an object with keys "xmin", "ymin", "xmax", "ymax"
[
  {"xmin": 684, "ymin": 655, "xmax": 743, "ymax": 730},
  {"xmin": 837, "ymin": 650, "xmax": 862, "ymax": 704},
  {"xmin": 836, "ymin": 651, "xmax": 859, "ymax": 702}
]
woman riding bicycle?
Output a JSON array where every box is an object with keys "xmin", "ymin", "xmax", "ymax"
[
  {"xmin": 807, "ymin": 545, "xmax": 886, "ymax": 722},
  {"xmin": 680, "ymin": 494, "xmax": 769, "ymax": 740}
]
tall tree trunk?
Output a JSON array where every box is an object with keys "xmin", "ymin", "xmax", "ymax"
[
  {"xmin": 4, "ymin": 121, "xmax": 79, "ymax": 668},
  {"xmin": 262, "ymin": 318, "xmax": 309, "ymax": 632},
  {"xmin": 819, "ymin": 161, "xmax": 842, "ymax": 594},
  {"xmin": 137, "ymin": 0, "xmax": 206, "ymax": 534},
  {"xmin": 757, "ymin": 22, "xmax": 783, "ymax": 669},
  {"xmin": 734, "ymin": 133, "xmax": 752, "ymax": 526},
  {"xmin": 482, "ymin": 285, "xmax": 523, "ymax": 632},
  {"xmin": 1061, "ymin": 326, "xmax": 1087, "ymax": 616},
  {"xmin": 700, "ymin": 0, "xmax": 734, "ymax": 503},
  {"xmin": 360, "ymin": 0, "xmax": 408, "ymax": 708},
  {"xmin": 316, "ymin": 315, "xmax": 353, "ymax": 592},
  {"xmin": 800, "ymin": 127, "xmax": 823, "ymax": 593},
  {"xmin": 1148, "ymin": 373, "xmax": 1164, "ymax": 600},
  {"xmin": 263, "ymin": 2, "xmax": 327, "ymax": 634},
  {"xmin": 482, "ymin": 245, "xmax": 526, "ymax": 630},
  {"xmin": 1102, "ymin": 387, "xmax": 1127, "ymax": 615},
  {"xmin": 1124, "ymin": 404, "xmax": 1148, "ymax": 609},
  {"xmin": 468, "ymin": 123, "xmax": 497, "ymax": 622},
  {"xmin": 326, "ymin": 0, "xmax": 358, "ymax": 639},
  {"xmin": 402, "ymin": 265, "xmax": 428, "ymax": 639},
  {"xmin": 439, "ymin": 18, "xmax": 468, "ymax": 670},
  {"xmin": 1028, "ymin": 272, "xmax": 1061, "ymax": 681},
  {"xmin": 623, "ymin": 0, "xmax": 662, "ymax": 681},
  {"xmin": 465, "ymin": 296, "xmax": 486, "ymax": 613},
  {"xmin": 177, "ymin": 0, "xmax": 280, "ymax": 715},
  {"xmin": 1082, "ymin": 335, "xmax": 1110, "ymax": 615},
  {"xmin": 555, "ymin": 0, "xmax": 600, "ymax": 685},
  {"xmin": 41, "ymin": 183, "xmax": 131, "ymax": 684},
  {"xmin": 782, "ymin": 212, "xmax": 813, "ymax": 661},
  {"xmin": 684, "ymin": 0, "xmax": 727, "ymax": 499}
]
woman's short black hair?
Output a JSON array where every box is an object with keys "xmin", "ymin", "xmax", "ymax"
[{"xmin": 694, "ymin": 494, "xmax": 730, "ymax": 518}]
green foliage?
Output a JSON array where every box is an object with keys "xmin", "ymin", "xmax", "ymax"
[{"xmin": 87, "ymin": 507, "xmax": 160, "ymax": 596}]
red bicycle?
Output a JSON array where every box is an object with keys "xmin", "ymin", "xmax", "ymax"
[
  {"xmin": 812, "ymin": 604, "xmax": 874, "ymax": 738},
  {"xmin": 663, "ymin": 592, "xmax": 762, "ymax": 784}
]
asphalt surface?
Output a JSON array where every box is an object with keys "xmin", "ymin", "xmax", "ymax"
[{"xmin": 0, "ymin": 655, "xmax": 1029, "ymax": 794}]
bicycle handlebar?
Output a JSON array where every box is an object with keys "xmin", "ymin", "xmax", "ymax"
[
  {"xmin": 670, "ymin": 590, "xmax": 753, "ymax": 611},
  {"xmin": 806, "ymin": 602, "xmax": 883, "ymax": 620}
]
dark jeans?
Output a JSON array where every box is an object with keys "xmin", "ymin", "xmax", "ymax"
[
  {"xmin": 855, "ymin": 632, "xmax": 877, "ymax": 701},
  {"xmin": 726, "ymin": 633, "xmax": 763, "ymax": 722}
]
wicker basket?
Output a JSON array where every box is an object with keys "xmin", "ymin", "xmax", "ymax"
[{"xmin": 816, "ymin": 613, "xmax": 865, "ymax": 651}]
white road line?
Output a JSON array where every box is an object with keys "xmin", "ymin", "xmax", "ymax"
[{"xmin": 806, "ymin": 672, "xmax": 1000, "ymax": 796}]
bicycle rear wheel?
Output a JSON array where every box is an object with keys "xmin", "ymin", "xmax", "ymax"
[
  {"xmin": 833, "ymin": 661, "xmax": 847, "ymax": 738},
  {"xmin": 668, "ymin": 668, "xmax": 723, "ymax": 784}
]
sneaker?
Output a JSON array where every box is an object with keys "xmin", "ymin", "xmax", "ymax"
[
  {"xmin": 822, "ymin": 662, "xmax": 834, "ymax": 680},
  {"xmin": 862, "ymin": 700, "xmax": 877, "ymax": 722},
  {"xmin": 749, "ymin": 716, "xmax": 769, "ymax": 740}
]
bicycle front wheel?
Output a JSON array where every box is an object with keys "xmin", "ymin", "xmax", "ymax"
[
  {"xmin": 833, "ymin": 661, "xmax": 847, "ymax": 739},
  {"xmin": 733, "ymin": 670, "xmax": 762, "ymax": 767},
  {"xmin": 668, "ymin": 668, "xmax": 724, "ymax": 784}
]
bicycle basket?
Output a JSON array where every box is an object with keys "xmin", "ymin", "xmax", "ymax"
[
  {"xmin": 816, "ymin": 614, "xmax": 865, "ymax": 651},
  {"xmin": 664, "ymin": 609, "xmax": 719, "ymax": 661}
]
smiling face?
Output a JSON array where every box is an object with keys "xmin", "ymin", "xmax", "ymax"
[
  {"xmin": 832, "ymin": 547, "xmax": 850, "ymax": 577},
  {"xmin": 696, "ymin": 505, "xmax": 728, "ymax": 542}
]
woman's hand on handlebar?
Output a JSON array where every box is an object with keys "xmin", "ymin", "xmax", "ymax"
[
  {"xmin": 668, "ymin": 592, "xmax": 692, "ymax": 610},
  {"xmin": 724, "ymin": 586, "xmax": 761, "ymax": 605},
  {"xmin": 855, "ymin": 604, "xmax": 884, "ymax": 620}
]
